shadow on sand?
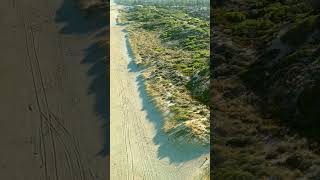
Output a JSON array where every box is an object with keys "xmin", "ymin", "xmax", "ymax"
[
  {"xmin": 55, "ymin": 0, "xmax": 109, "ymax": 157},
  {"xmin": 83, "ymin": 40, "xmax": 109, "ymax": 157},
  {"xmin": 55, "ymin": 0, "xmax": 107, "ymax": 34},
  {"xmin": 123, "ymin": 30, "xmax": 209, "ymax": 163}
]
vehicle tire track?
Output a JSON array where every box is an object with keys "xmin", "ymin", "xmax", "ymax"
[
  {"xmin": 18, "ymin": 4, "xmax": 50, "ymax": 178},
  {"xmin": 17, "ymin": 1, "xmax": 88, "ymax": 179}
]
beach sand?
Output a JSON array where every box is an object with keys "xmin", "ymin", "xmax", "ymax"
[{"xmin": 0, "ymin": 0, "xmax": 108, "ymax": 179}]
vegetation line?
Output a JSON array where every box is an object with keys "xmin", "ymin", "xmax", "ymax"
[{"xmin": 117, "ymin": 0, "xmax": 210, "ymax": 145}]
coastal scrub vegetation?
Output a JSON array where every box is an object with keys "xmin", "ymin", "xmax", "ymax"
[
  {"xmin": 116, "ymin": 3, "xmax": 210, "ymax": 177},
  {"xmin": 116, "ymin": 0, "xmax": 209, "ymax": 7},
  {"xmin": 213, "ymin": 0, "xmax": 320, "ymax": 179},
  {"xmin": 115, "ymin": 0, "xmax": 210, "ymax": 146}
]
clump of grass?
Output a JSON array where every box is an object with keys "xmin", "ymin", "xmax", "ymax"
[{"xmin": 225, "ymin": 11, "xmax": 247, "ymax": 23}]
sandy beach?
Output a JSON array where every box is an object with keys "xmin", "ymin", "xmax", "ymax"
[
  {"xmin": 0, "ymin": 0, "xmax": 108, "ymax": 179},
  {"xmin": 110, "ymin": 2, "xmax": 209, "ymax": 179}
]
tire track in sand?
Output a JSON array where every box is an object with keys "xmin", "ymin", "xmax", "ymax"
[{"xmin": 17, "ymin": 1, "xmax": 88, "ymax": 179}]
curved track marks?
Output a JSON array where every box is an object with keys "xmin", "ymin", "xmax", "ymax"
[
  {"xmin": 17, "ymin": 3, "xmax": 87, "ymax": 179},
  {"xmin": 0, "ymin": 0, "xmax": 107, "ymax": 179}
]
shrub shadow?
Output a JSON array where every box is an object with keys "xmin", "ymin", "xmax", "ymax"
[
  {"xmin": 83, "ymin": 40, "xmax": 109, "ymax": 157},
  {"xmin": 55, "ymin": 0, "xmax": 107, "ymax": 34},
  {"xmin": 55, "ymin": 0, "xmax": 109, "ymax": 156}
]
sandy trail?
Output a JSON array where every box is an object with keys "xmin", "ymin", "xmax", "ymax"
[
  {"xmin": 110, "ymin": 2, "xmax": 209, "ymax": 180},
  {"xmin": 0, "ymin": 0, "xmax": 108, "ymax": 179}
]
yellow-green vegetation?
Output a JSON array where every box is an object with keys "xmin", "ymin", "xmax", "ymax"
[
  {"xmin": 122, "ymin": 6, "xmax": 210, "ymax": 144},
  {"xmin": 116, "ymin": 0, "xmax": 209, "ymax": 7}
]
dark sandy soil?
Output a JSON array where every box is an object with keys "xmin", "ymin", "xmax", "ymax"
[{"xmin": 0, "ymin": 0, "xmax": 108, "ymax": 179}]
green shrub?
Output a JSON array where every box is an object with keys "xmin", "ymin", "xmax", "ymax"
[
  {"xmin": 264, "ymin": 3, "xmax": 289, "ymax": 22},
  {"xmin": 231, "ymin": 19, "xmax": 274, "ymax": 36},
  {"xmin": 225, "ymin": 12, "xmax": 247, "ymax": 23},
  {"xmin": 173, "ymin": 114, "xmax": 189, "ymax": 122},
  {"xmin": 153, "ymin": 47, "xmax": 164, "ymax": 52}
]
